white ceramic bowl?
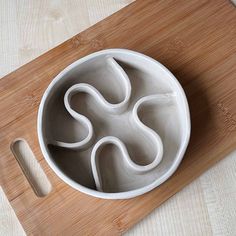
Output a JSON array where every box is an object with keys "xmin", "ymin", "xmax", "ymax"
[{"xmin": 38, "ymin": 49, "xmax": 190, "ymax": 199}]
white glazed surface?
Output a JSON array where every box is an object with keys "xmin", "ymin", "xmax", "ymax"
[{"xmin": 37, "ymin": 49, "xmax": 191, "ymax": 199}]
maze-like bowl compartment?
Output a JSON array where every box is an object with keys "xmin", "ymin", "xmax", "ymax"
[{"xmin": 38, "ymin": 49, "xmax": 190, "ymax": 199}]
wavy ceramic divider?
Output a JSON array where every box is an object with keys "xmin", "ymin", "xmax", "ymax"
[{"xmin": 38, "ymin": 49, "xmax": 190, "ymax": 199}]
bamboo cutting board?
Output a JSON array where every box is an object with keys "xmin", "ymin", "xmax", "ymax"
[{"xmin": 0, "ymin": 0, "xmax": 236, "ymax": 234}]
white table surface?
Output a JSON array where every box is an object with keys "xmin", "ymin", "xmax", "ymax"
[{"xmin": 0, "ymin": 1, "xmax": 235, "ymax": 235}]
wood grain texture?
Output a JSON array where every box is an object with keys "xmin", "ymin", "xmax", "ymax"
[
  {"xmin": 0, "ymin": 0, "xmax": 236, "ymax": 235},
  {"xmin": 0, "ymin": 0, "xmax": 133, "ymax": 78},
  {"xmin": 0, "ymin": 187, "xmax": 26, "ymax": 236},
  {"xmin": 126, "ymin": 151, "xmax": 236, "ymax": 236}
]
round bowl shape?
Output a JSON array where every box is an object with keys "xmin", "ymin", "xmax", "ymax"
[{"xmin": 38, "ymin": 49, "xmax": 191, "ymax": 199}]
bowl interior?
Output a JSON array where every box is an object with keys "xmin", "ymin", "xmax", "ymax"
[{"xmin": 38, "ymin": 49, "xmax": 190, "ymax": 198}]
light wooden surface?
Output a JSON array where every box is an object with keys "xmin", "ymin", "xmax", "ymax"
[{"xmin": 0, "ymin": 0, "xmax": 236, "ymax": 235}]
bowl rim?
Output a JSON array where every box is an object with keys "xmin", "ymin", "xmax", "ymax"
[{"xmin": 37, "ymin": 48, "xmax": 191, "ymax": 199}]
